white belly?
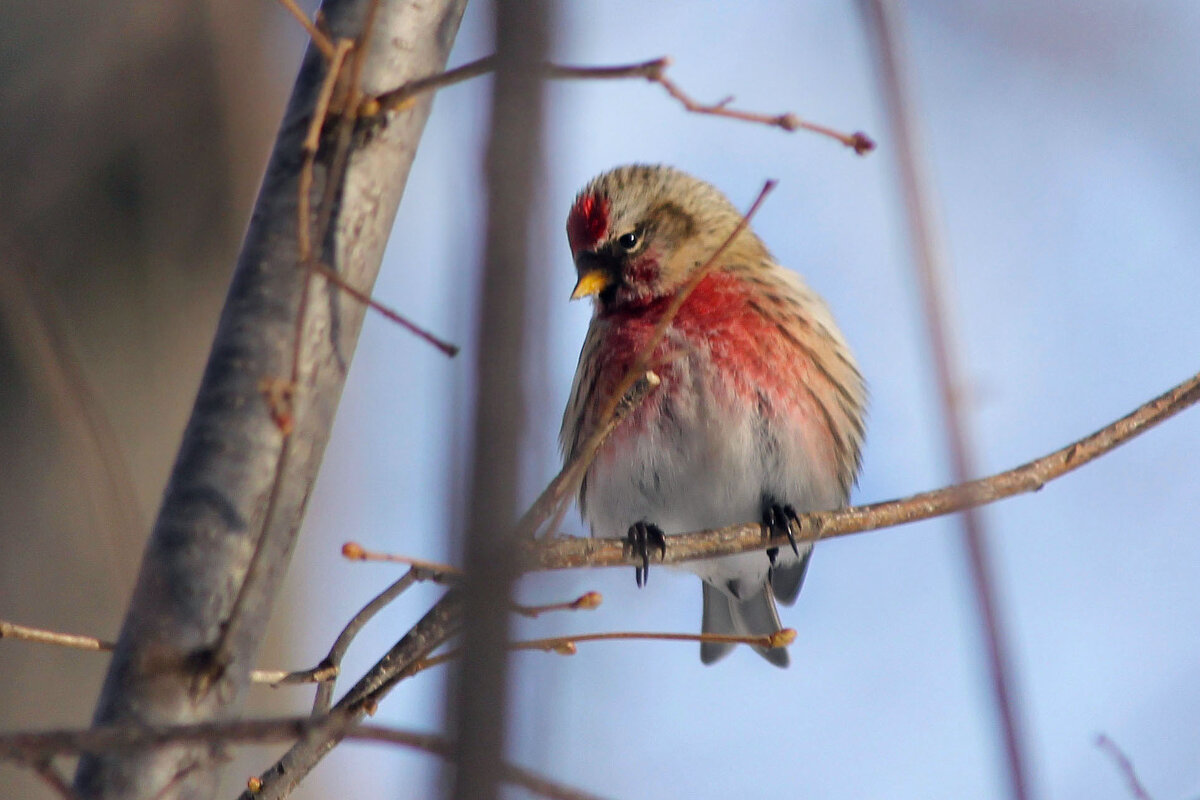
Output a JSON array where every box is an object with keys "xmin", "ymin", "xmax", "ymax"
[{"xmin": 581, "ymin": 357, "xmax": 841, "ymax": 588}]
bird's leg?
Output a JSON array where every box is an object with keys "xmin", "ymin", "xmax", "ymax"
[
  {"xmin": 625, "ymin": 521, "xmax": 667, "ymax": 587},
  {"xmin": 762, "ymin": 499, "xmax": 801, "ymax": 557}
]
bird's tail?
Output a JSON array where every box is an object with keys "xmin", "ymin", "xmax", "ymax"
[{"xmin": 700, "ymin": 581, "xmax": 790, "ymax": 668}]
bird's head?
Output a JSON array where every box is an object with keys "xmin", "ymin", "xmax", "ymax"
[{"xmin": 566, "ymin": 164, "xmax": 764, "ymax": 310}]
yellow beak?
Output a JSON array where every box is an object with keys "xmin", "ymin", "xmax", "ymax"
[{"xmin": 570, "ymin": 268, "xmax": 613, "ymax": 300}]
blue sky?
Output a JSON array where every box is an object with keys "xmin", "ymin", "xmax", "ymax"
[{"xmin": 274, "ymin": 3, "xmax": 1200, "ymax": 797}]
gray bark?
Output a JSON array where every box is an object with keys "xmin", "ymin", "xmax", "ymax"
[{"xmin": 72, "ymin": 1, "xmax": 468, "ymax": 797}]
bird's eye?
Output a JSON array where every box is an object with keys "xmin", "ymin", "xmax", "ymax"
[{"xmin": 617, "ymin": 231, "xmax": 640, "ymax": 251}]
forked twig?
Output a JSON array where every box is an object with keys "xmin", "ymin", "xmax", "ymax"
[
  {"xmin": 275, "ymin": 0, "xmax": 336, "ymax": 60},
  {"xmin": 370, "ymin": 56, "xmax": 873, "ymax": 153}
]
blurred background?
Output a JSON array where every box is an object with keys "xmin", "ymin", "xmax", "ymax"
[{"xmin": 2, "ymin": 2, "xmax": 1198, "ymax": 798}]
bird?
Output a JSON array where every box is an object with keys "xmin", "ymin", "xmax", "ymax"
[{"xmin": 559, "ymin": 164, "xmax": 866, "ymax": 667}]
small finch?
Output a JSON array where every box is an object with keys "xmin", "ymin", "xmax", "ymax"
[{"xmin": 560, "ymin": 165, "xmax": 866, "ymax": 667}]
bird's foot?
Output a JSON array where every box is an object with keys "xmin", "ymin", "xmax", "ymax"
[
  {"xmin": 762, "ymin": 502, "xmax": 801, "ymax": 557},
  {"xmin": 625, "ymin": 521, "xmax": 666, "ymax": 587}
]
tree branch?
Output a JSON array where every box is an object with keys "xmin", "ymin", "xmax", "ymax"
[
  {"xmin": 526, "ymin": 368, "xmax": 1200, "ymax": 570},
  {"xmin": 71, "ymin": 1, "xmax": 469, "ymax": 797},
  {"xmin": 1095, "ymin": 734, "xmax": 1154, "ymax": 800},
  {"xmin": 309, "ymin": 568, "xmax": 420, "ymax": 714},
  {"xmin": 4, "ymin": 719, "xmax": 606, "ymax": 800},
  {"xmin": 370, "ymin": 56, "xmax": 873, "ymax": 152},
  {"xmin": 240, "ymin": 589, "xmax": 466, "ymax": 800}
]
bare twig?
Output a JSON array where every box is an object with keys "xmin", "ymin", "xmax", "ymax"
[
  {"xmin": 370, "ymin": 56, "xmax": 873, "ymax": 153},
  {"xmin": 274, "ymin": 0, "xmax": 336, "ymax": 60},
  {"xmin": 370, "ymin": 54, "xmax": 497, "ymax": 113},
  {"xmin": 516, "ymin": 370, "xmax": 660, "ymax": 536},
  {"xmin": 0, "ymin": 618, "xmax": 318, "ymax": 686},
  {"xmin": 1, "ymin": 619, "xmax": 112, "ymax": 652},
  {"xmin": 310, "ymin": 568, "xmax": 421, "ymax": 714},
  {"xmin": 1095, "ymin": 735, "xmax": 1154, "ymax": 800},
  {"xmin": 411, "ymin": 627, "xmax": 797, "ymax": 674},
  {"xmin": 242, "ymin": 589, "xmax": 468, "ymax": 800},
  {"xmin": 516, "ymin": 628, "xmax": 796, "ymax": 653},
  {"xmin": 311, "ymin": 262, "xmax": 459, "ymax": 356},
  {"xmin": 289, "ymin": 21, "xmax": 459, "ymax": 362},
  {"xmin": 253, "ymin": 665, "xmax": 340, "ymax": 687},
  {"xmin": 512, "ymin": 591, "xmax": 602, "ymax": 618},
  {"xmin": 860, "ymin": 3, "xmax": 1029, "ymax": 799},
  {"xmin": 341, "ymin": 541, "xmax": 462, "ymax": 581}
]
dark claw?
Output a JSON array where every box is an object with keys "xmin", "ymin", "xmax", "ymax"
[
  {"xmin": 783, "ymin": 505, "xmax": 801, "ymax": 556},
  {"xmin": 625, "ymin": 521, "xmax": 666, "ymax": 587},
  {"xmin": 762, "ymin": 502, "xmax": 801, "ymax": 557}
]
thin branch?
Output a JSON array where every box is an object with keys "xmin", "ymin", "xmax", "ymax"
[
  {"xmin": 860, "ymin": 3, "xmax": 1028, "ymax": 799},
  {"xmin": 310, "ymin": 568, "xmax": 421, "ymax": 714},
  {"xmin": 370, "ymin": 56, "xmax": 873, "ymax": 153},
  {"xmin": 341, "ymin": 541, "xmax": 462, "ymax": 581},
  {"xmin": 512, "ymin": 591, "xmax": 602, "ymax": 618},
  {"xmin": 242, "ymin": 590, "xmax": 467, "ymax": 800},
  {"xmin": 2, "ymin": 719, "xmax": 604, "ymax": 800},
  {"xmin": 370, "ymin": 54, "xmax": 497, "ymax": 113},
  {"xmin": 311, "ymin": 262, "xmax": 459, "ymax": 356},
  {"xmin": 201, "ymin": 0, "xmax": 397, "ymax": 695},
  {"xmin": 274, "ymin": 0, "xmax": 336, "ymax": 60},
  {"xmin": 0, "ymin": 618, "xmax": 318, "ymax": 686},
  {"xmin": 516, "ymin": 628, "xmax": 796, "ymax": 653},
  {"xmin": 253, "ymin": 665, "xmax": 339, "ymax": 687},
  {"xmin": 1, "ymin": 619, "xmax": 111, "ymax": 652},
  {"xmin": 411, "ymin": 628, "xmax": 797, "ymax": 674},
  {"xmin": 297, "ymin": 37, "xmax": 353, "ymax": 261},
  {"xmin": 526, "ymin": 368, "xmax": 1200, "ymax": 570},
  {"xmin": 1099, "ymin": 738, "xmax": 1152, "ymax": 800},
  {"xmin": 516, "ymin": 369, "xmax": 660, "ymax": 536},
  {"xmin": 1095, "ymin": 735, "xmax": 1154, "ymax": 800}
]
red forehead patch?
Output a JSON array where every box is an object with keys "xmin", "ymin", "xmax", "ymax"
[{"xmin": 567, "ymin": 192, "xmax": 610, "ymax": 253}]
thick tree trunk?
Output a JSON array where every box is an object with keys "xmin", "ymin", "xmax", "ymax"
[{"xmin": 73, "ymin": 2, "xmax": 468, "ymax": 797}]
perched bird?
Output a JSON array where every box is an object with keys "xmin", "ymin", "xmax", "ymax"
[{"xmin": 560, "ymin": 165, "xmax": 866, "ymax": 667}]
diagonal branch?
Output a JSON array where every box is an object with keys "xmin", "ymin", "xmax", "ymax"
[{"xmin": 527, "ymin": 368, "xmax": 1200, "ymax": 570}]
